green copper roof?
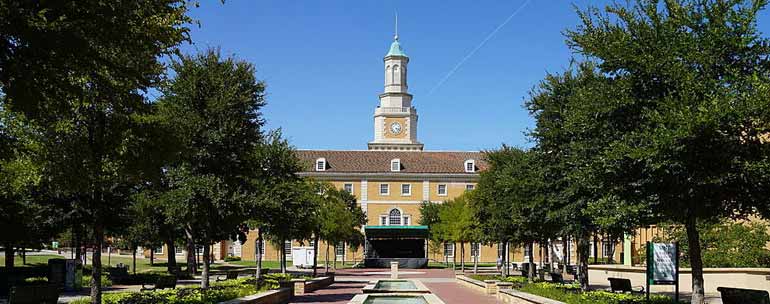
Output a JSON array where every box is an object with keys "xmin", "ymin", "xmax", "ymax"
[{"xmin": 386, "ymin": 39, "xmax": 407, "ymax": 57}]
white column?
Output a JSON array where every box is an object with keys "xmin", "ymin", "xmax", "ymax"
[
  {"xmin": 361, "ymin": 180, "xmax": 368, "ymax": 215},
  {"xmin": 422, "ymin": 180, "xmax": 429, "ymax": 202}
]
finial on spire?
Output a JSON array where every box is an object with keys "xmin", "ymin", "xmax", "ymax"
[{"xmin": 394, "ymin": 9, "xmax": 399, "ymax": 41}]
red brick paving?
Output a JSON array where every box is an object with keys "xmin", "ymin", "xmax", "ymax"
[
  {"xmin": 289, "ymin": 282, "xmax": 366, "ymax": 304},
  {"xmin": 334, "ymin": 268, "xmax": 456, "ymax": 279},
  {"xmin": 424, "ymin": 282, "xmax": 501, "ymax": 304}
]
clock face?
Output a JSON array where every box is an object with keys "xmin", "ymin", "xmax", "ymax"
[{"xmin": 390, "ymin": 122, "xmax": 402, "ymax": 135}]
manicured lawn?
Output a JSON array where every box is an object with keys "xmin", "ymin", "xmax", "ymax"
[{"xmin": 226, "ymin": 259, "xmax": 359, "ymax": 269}]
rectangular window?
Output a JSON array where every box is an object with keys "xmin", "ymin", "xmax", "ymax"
[
  {"xmin": 284, "ymin": 241, "xmax": 292, "ymax": 257},
  {"xmin": 471, "ymin": 243, "xmax": 480, "ymax": 257},
  {"xmin": 343, "ymin": 183, "xmax": 353, "ymax": 194},
  {"xmin": 316, "ymin": 159, "xmax": 326, "ymax": 171},
  {"xmin": 590, "ymin": 241, "xmax": 595, "ymax": 257},
  {"xmin": 391, "ymin": 160, "xmax": 401, "ymax": 172},
  {"xmin": 175, "ymin": 246, "xmax": 184, "ymax": 255},
  {"xmin": 466, "ymin": 184, "xmax": 475, "ymax": 191},
  {"xmin": 437, "ymin": 184, "xmax": 448, "ymax": 196},
  {"xmin": 466, "ymin": 162, "xmax": 475, "ymax": 172},
  {"xmin": 524, "ymin": 244, "xmax": 532, "ymax": 257},
  {"xmin": 444, "ymin": 243, "xmax": 455, "ymax": 257},
  {"xmin": 401, "ymin": 184, "xmax": 411, "ymax": 196},
  {"xmin": 379, "ymin": 183, "xmax": 389, "ymax": 195},
  {"xmin": 403, "ymin": 216, "xmax": 410, "ymax": 226},
  {"xmin": 256, "ymin": 240, "xmax": 265, "ymax": 256},
  {"xmin": 153, "ymin": 247, "xmax": 163, "ymax": 255},
  {"xmin": 335, "ymin": 243, "xmax": 345, "ymax": 257},
  {"xmin": 380, "ymin": 216, "xmax": 387, "ymax": 225},
  {"xmin": 602, "ymin": 239, "xmax": 613, "ymax": 258}
]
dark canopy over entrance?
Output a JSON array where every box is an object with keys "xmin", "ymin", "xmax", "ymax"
[{"xmin": 364, "ymin": 225, "xmax": 429, "ymax": 268}]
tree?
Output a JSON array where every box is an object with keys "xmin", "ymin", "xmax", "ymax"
[
  {"xmin": 432, "ymin": 192, "xmax": 478, "ymax": 273},
  {"xmin": 0, "ymin": 1, "xmax": 193, "ymax": 302},
  {"xmin": 473, "ymin": 147, "xmax": 553, "ymax": 281},
  {"xmin": 245, "ymin": 130, "xmax": 303, "ymax": 282},
  {"xmin": 155, "ymin": 48, "xmax": 267, "ymax": 288},
  {"xmin": 565, "ymin": 1, "xmax": 770, "ymax": 301},
  {"xmin": 312, "ymin": 182, "xmax": 366, "ymax": 275}
]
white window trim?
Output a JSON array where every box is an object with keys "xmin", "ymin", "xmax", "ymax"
[
  {"xmin": 471, "ymin": 243, "xmax": 481, "ymax": 258},
  {"xmin": 316, "ymin": 158, "xmax": 326, "ymax": 171},
  {"xmin": 401, "ymin": 183, "xmax": 411, "ymax": 196},
  {"xmin": 380, "ymin": 215, "xmax": 387, "ymax": 225},
  {"xmin": 343, "ymin": 183, "xmax": 354, "ymax": 194},
  {"xmin": 379, "ymin": 183, "xmax": 390, "ymax": 195},
  {"xmin": 391, "ymin": 159, "xmax": 401, "ymax": 172},
  {"xmin": 466, "ymin": 184, "xmax": 475, "ymax": 191},
  {"xmin": 284, "ymin": 241, "xmax": 293, "ymax": 257},
  {"xmin": 444, "ymin": 243, "xmax": 455, "ymax": 258},
  {"xmin": 388, "ymin": 208, "xmax": 402, "ymax": 226},
  {"xmin": 464, "ymin": 160, "xmax": 476, "ymax": 173},
  {"xmin": 153, "ymin": 246, "xmax": 164, "ymax": 255},
  {"xmin": 335, "ymin": 243, "xmax": 345, "ymax": 257},
  {"xmin": 402, "ymin": 215, "xmax": 411, "ymax": 226},
  {"xmin": 437, "ymin": 184, "xmax": 448, "ymax": 196},
  {"xmin": 175, "ymin": 247, "xmax": 184, "ymax": 255}
]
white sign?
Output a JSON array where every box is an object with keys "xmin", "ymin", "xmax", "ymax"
[{"xmin": 652, "ymin": 243, "xmax": 676, "ymax": 282}]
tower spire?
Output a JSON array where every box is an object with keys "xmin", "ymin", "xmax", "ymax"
[{"xmin": 394, "ymin": 9, "xmax": 399, "ymax": 41}]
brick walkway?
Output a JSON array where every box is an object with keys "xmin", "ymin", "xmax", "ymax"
[
  {"xmin": 289, "ymin": 282, "xmax": 366, "ymax": 304},
  {"xmin": 425, "ymin": 282, "xmax": 500, "ymax": 304}
]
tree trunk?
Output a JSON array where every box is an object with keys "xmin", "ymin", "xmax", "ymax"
[
  {"xmin": 201, "ymin": 243, "xmax": 210, "ymax": 289},
  {"xmin": 562, "ymin": 236, "xmax": 568, "ymax": 274},
  {"xmin": 21, "ymin": 247, "xmax": 26, "ymax": 265},
  {"xmin": 686, "ymin": 216, "xmax": 705, "ymax": 304},
  {"xmin": 460, "ymin": 242, "xmax": 465, "ymax": 273},
  {"xmin": 185, "ymin": 230, "xmax": 196, "ymax": 276},
  {"xmin": 312, "ymin": 235, "xmax": 319, "ymax": 277},
  {"xmin": 539, "ymin": 242, "xmax": 545, "ymax": 280},
  {"xmin": 4, "ymin": 243, "xmax": 13, "ymax": 269},
  {"xmin": 334, "ymin": 244, "xmax": 338, "ymax": 270},
  {"xmin": 256, "ymin": 230, "xmax": 263, "ymax": 282},
  {"xmin": 90, "ymin": 224, "xmax": 104, "ymax": 304},
  {"xmin": 280, "ymin": 238, "xmax": 286, "ymax": 274},
  {"xmin": 506, "ymin": 241, "xmax": 510, "ymax": 277},
  {"xmin": 577, "ymin": 233, "xmax": 590, "ymax": 291},
  {"xmin": 325, "ymin": 242, "xmax": 330, "ymax": 274},
  {"xmin": 593, "ymin": 234, "xmax": 598, "ymax": 264},
  {"xmin": 471, "ymin": 244, "xmax": 474, "ymax": 274},
  {"xmin": 150, "ymin": 249, "xmax": 154, "ymax": 266},
  {"xmin": 166, "ymin": 239, "xmax": 177, "ymax": 274},
  {"xmin": 341, "ymin": 242, "xmax": 345, "ymax": 268},
  {"xmin": 527, "ymin": 242, "xmax": 535, "ymax": 282},
  {"xmin": 132, "ymin": 247, "xmax": 137, "ymax": 275}
]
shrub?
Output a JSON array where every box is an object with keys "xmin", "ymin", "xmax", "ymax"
[
  {"xmin": 71, "ymin": 277, "xmax": 270, "ymax": 304},
  {"xmin": 223, "ymin": 256, "xmax": 241, "ymax": 262},
  {"xmin": 519, "ymin": 282, "xmax": 681, "ymax": 304},
  {"xmin": 82, "ymin": 274, "xmax": 113, "ymax": 288},
  {"xmin": 22, "ymin": 277, "xmax": 49, "ymax": 285},
  {"xmin": 655, "ymin": 220, "xmax": 770, "ymax": 268}
]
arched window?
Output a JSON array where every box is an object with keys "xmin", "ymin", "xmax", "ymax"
[{"xmin": 388, "ymin": 208, "xmax": 401, "ymax": 226}]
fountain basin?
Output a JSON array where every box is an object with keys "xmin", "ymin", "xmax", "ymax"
[
  {"xmin": 362, "ymin": 279, "xmax": 430, "ymax": 294},
  {"xmin": 348, "ymin": 293, "xmax": 445, "ymax": 304}
]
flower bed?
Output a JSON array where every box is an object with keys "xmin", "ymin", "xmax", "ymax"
[
  {"xmin": 517, "ymin": 282, "xmax": 681, "ymax": 304},
  {"xmin": 71, "ymin": 275, "xmax": 289, "ymax": 304}
]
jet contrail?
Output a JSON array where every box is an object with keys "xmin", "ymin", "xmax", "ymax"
[{"xmin": 427, "ymin": 0, "xmax": 533, "ymax": 96}]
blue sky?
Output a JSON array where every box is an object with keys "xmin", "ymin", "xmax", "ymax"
[{"xmin": 182, "ymin": 1, "xmax": 770, "ymax": 151}]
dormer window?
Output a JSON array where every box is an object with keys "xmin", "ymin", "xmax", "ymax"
[
  {"xmin": 391, "ymin": 159, "xmax": 401, "ymax": 172},
  {"xmin": 464, "ymin": 160, "xmax": 476, "ymax": 173},
  {"xmin": 316, "ymin": 158, "xmax": 326, "ymax": 171}
]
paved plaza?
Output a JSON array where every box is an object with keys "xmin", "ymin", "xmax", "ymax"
[{"xmin": 290, "ymin": 268, "xmax": 501, "ymax": 304}]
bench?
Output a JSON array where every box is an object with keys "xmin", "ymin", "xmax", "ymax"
[
  {"xmin": 8, "ymin": 284, "xmax": 59, "ymax": 304},
  {"xmin": 216, "ymin": 270, "xmax": 240, "ymax": 281},
  {"xmin": 107, "ymin": 266, "xmax": 129, "ymax": 283},
  {"xmin": 608, "ymin": 277, "xmax": 643, "ymax": 293},
  {"xmin": 520, "ymin": 263, "xmax": 537, "ymax": 277},
  {"xmin": 717, "ymin": 287, "xmax": 770, "ymax": 304},
  {"xmin": 549, "ymin": 272, "xmax": 565, "ymax": 284},
  {"xmin": 141, "ymin": 275, "xmax": 177, "ymax": 291}
]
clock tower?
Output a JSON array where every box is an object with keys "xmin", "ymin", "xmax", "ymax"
[{"xmin": 368, "ymin": 32, "xmax": 424, "ymax": 151}]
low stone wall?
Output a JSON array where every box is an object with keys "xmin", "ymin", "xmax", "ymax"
[
  {"xmin": 497, "ymin": 289, "xmax": 565, "ymax": 304},
  {"xmin": 589, "ymin": 265, "xmax": 770, "ymax": 294},
  {"xmin": 293, "ymin": 274, "xmax": 335, "ymax": 295},
  {"xmin": 218, "ymin": 287, "xmax": 293, "ymax": 304}
]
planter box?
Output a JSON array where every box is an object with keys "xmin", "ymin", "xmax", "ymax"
[
  {"xmin": 218, "ymin": 287, "xmax": 293, "ymax": 304},
  {"xmin": 293, "ymin": 275, "xmax": 334, "ymax": 295},
  {"xmin": 497, "ymin": 289, "xmax": 566, "ymax": 304},
  {"xmin": 456, "ymin": 275, "xmax": 499, "ymax": 294}
]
